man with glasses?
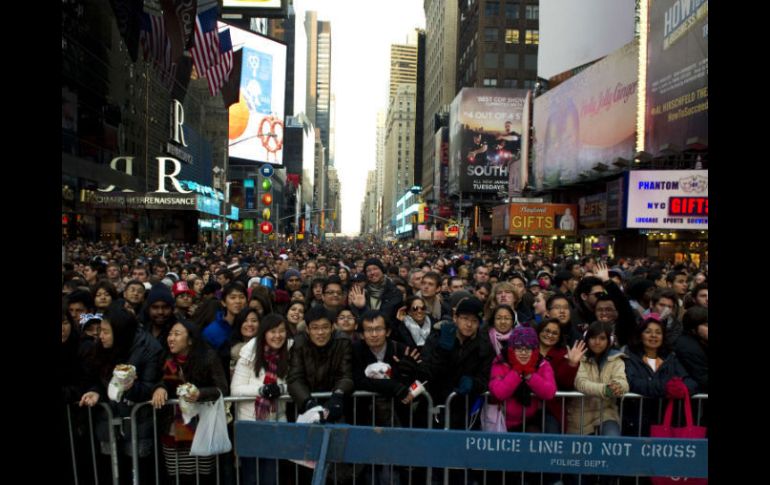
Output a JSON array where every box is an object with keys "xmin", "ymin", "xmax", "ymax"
[
  {"xmin": 288, "ymin": 306, "xmax": 353, "ymax": 424},
  {"xmin": 321, "ymin": 276, "xmax": 346, "ymax": 315},
  {"xmin": 352, "ymin": 309, "xmax": 424, "ymax": 483},
  {"xmin": 572, "ymin": 276, "xmax": 605, "ymax": 332}
]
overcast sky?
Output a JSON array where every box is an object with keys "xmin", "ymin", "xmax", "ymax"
[{"xmin": 293, "ymin": 0, "xmax": 426, "ymax": 234}]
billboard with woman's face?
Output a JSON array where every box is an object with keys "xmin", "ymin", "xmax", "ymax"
[{"xmin": 534, "ymin": 41, "xmax": 638, "ymax": 190}]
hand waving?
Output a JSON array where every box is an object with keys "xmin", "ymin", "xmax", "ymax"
[
  {"xmin": 566, "ymin": 340, "xmax": 587, "ymax": 367},
  {"xmin": 595, "ymin": 262, "xmax": 610, "ymax": 282},
  {"xmin": 349, "ymin": 285, "xmax": 366, "ymax": 308}
]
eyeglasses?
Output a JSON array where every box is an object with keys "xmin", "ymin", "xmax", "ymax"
[
  {"xmin": 542, "ymin": 330, "xmax": 560, "ymax": 337},
  {"xmin": 337, "ymin": 315, "xmax": 355, "ymax": 321},
  {"xmin": 596, "ymin": 307, "xmax": 617, "ymax": 314},
  {"xmin": 324, "ymin": 290, "xmax": 343, "ymax": 296},
  {"xmin": 363, "ymin": 327, "xmax": 387, "ymax": 335},
  {"xmin": 549, "ymin": 305, "xmax": 570, "ymax": 311},
  {"xmin": 590, "ymin": 291, "xmax": 607, "ymax": 298},
  {"xmin": 308, "ymin": 325, "xmax": 332, "ymax": 333},
  {"xmin": 514, "ymin": 347, "xmax": 533, "ymax": 353},
  {"xmin": 410, "ymin": 306, "xmax": 425, "ymax": 312}
]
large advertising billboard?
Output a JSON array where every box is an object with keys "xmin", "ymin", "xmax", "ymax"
[
  {"xmin": 644, "ymin": 0, "xmax": 708, "ymax": 155},
  {"xmin": 626, "ymin": 170, "xmax": 708, "ymax": 230},
  {"xmin": 448, "ymin": 88, "xmax": 530, "ymax": 195},
  {"xmin": 226, "ymin": 22, "xmax": 287, "ymax": 165},
  {"xmin": 492, "ymin": 203, "xmax": 578, "ymax": 237},
  {"xmin": 533, "ymin": 41, "xmax": 638, "ymax": 190}
]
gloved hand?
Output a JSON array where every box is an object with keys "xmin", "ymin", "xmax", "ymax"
[
  {"xmin": 259, "ymin": 383, "xmax": 282, "ymax": 399},
  {"xmin": 438, "ymin": 322, "xmax": 456, "ymax": 351},
  {"xmin": 324, "ymin": 393, "xmax": 345, "ymax": 423},
  {"xmin": 303, "ymin": 398, "xmax": 320, "ymax": 413},
  {"xmin": 665, "ymin": 377, "xmax": 689, "ymax": 400},
  {"xmin": 455, "ymin": 375, "xmax": 474, "ymax": 395}
]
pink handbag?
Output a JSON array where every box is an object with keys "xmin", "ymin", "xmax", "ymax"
[
  {"xmin": 481, "ymin": 402, "xmax": 507, "ymax": 432},
  {"xmin": 650, "ymin": 393, "xmax": 707, "ymax": 484}
]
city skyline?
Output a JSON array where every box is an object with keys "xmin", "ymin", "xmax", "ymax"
[{"xmin": 294, "ymin": 0, "xmax": 425, "ymax": 234}]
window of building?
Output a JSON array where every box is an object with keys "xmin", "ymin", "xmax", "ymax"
[
  {"xmin": 524, "ymin": 54, "xmax": 537, "ymax": 70},
  {"xmin": 526, "ymin": 5, "xmax": 539, "ymax": 20},
  {"xmin": 483, "ymin": 78, "xmax": 498, "ymax": 87},
  {"xmin": 522, "ymin": 79, "xmax": 536, "ymax": 89},
  {"xmin": 484, "ymin": 53, "xmax": 498, "ymax": 68},
  {"xmin": 503, "ymin": 79, "xmax": 516, "ymax": 87},
  {"xmin": 484, "ymin": 27, "xmax": 498, "ymax": 42},
  {"xmin": 485, "ymin": 1, "xmax": 500, "ymax": 16},
  {"xmin": 505, "ymin": 2, "xmax": 519, "ymax": 19},
  {"xmin": 525, "ymin": 29, "xmax": 539, "ymax": 45},
  {"xmin": 505, "ymin": 29, "xmax": 520, "ymax": 44},
  {"xmin": 503, "ymin": 53, "xmax": 519, "ymax": 68}
]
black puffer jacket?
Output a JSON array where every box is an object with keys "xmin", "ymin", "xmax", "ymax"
[
  {"xmin": 83, "ymin": 328, "xmax": 163, "ymax": 453},
  {"xmin": 674, "ymin": 334, "xmax": 708, "ymax": 393},
  {"xmin": 419, "ymin": 324, "xmax": 494, "ymax": 429},
  {"xmin": 287, "ymin": 333, "xmax": 353, "ymax": 410},
  {"xmin": 622, "ymin": 348, "xmax": 697, "ymax": 437}
]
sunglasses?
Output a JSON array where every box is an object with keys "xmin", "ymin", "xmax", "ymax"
[{"xmin": 411, "ymin": 306, "xmax": 426, "ymax": 312}]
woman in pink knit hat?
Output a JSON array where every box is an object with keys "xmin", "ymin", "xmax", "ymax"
[{"xmin": 488, "ymin": 325, "xmax": 557, "ymax": 432}]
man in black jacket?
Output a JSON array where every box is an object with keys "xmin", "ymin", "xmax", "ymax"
[
  {"xmin": 419, "ymin": 296, "xmax": 494, "ymax": 430},
  {"xmin": 287, "ymin": 306, "xmax": 353, "ymax": 423},
  {"xmin": 349, "ymin": 258, "xmax": 404, "ymax": 326}
]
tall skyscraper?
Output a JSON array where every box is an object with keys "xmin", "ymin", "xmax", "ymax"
[
  {"xmin": 457, "ymin": 1, "xmax": 540, "ymax": 90},
  {"xmin": 422, "ymin": 0, "xmax": 458, "ymax": 203},
  {"xmin": 375, "ymin": 110, "xmax": 386, "ymax": 233},
  {"xmin": 383, "ymin": 83, "xmax": 417, "ymax": 231}
]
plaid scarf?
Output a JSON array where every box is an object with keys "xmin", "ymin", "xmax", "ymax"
[
  {"xmin": 161, "ymin": 354, "xmax": 195, "ymax": 444},
  {"xmin": 254, "ymin": 347, "xmax": 280, "ymax": 420}
]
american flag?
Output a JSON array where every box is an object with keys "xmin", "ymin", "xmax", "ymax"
[
  {"xmin": 204, "ymin": 29, "xmax": 233, "ymax": 96},
  {"xmin": 190, "ymin": 2, "xmax": 220, "ymax": 76},
  {"xmin": 139, "ymin": 10, "xmax": 176, "ymax": 90}
]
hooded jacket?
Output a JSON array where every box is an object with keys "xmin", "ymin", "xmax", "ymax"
[{"xmin": 566, "ymin": 349, "xmax": 629, "ymax": 435}]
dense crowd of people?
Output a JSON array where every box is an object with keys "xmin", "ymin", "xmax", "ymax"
[{"xmin": 61, "ymin": 238, "xmax": 708, "ymax": 485}]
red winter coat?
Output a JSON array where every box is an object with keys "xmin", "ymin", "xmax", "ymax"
[{"xmin": 542, "ymin": 346, "xmax": 579, "ymax": 428}]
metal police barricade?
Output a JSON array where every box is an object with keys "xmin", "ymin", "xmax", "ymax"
[
  {"xmin": 234, "ymin": 423, "xmax": 707, "ymax": 485},
  {"xmin": 442, "ymin": 391, "xmax": 709, "ymax": 485},
  {"xmin": 63, "ymin": 402, "xmax": 121, "ymax": 485},
  {"xmin": 130, "ymin": 390, "xmax": 435, "ymax": 485}
]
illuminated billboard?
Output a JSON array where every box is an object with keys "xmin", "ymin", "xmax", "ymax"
[
  {"xmin": 533, "ymin": 41, "xmax": 637, "ymax": 189},
  {"xmin": 644, "ymin": 0, "xmax": 708, "ymax": 155},
  {"xmin": 448, "ymin": 88, "xmax": 531, "ymax": 195},
  {"xmin": 225, "ymin": 22, "xmax": 287, "ymax": 165},
  {"xmin": 626, "ymin": 170, "xmax": 708, "ymax": 230}
]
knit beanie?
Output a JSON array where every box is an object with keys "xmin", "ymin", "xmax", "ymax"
[
  {"xmin": 510, "ymin": 325, "xmax": 538, "ymax": 349},
  {"xmin": 364, "ymin": 258, "xmax": 385, "ymax": 273},
  {"xmin": 146, "ymin": 283, "xmax": 175, "ymax": 308}
]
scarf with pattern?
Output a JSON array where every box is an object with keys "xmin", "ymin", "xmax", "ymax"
[
  {"xmin": 162, "ymin": 354, "xmax": 195, "ymax": 443},
  {"xmin": 254, "ymin": 347, "xmax": 280, "ymax": 420}
]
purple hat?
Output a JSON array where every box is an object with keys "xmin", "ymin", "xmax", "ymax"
[{"xmin": 510, "ymin": 326, "xmax": 538, "ymax": 349}]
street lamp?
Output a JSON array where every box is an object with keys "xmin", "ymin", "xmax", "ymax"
[{"xmin": 212, "ymin": 166, "xmax": 226, "ymax": 249}]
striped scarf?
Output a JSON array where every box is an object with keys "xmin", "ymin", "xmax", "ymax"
[{"xmin": 254, "ymin": 347, "xmax": 280, "ymax": 420}]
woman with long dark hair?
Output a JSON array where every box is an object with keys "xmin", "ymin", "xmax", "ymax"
[
  {"xmin": 151, "ymin": 320, "xmax": 229, "ymax": 484},
  {"xmin": 230, "ymin": 313, "xmax": 292, "ymax": 485},
  {"xmin": 622, "ymin": 314, "xmax": 696, "ymax": 436},
  {"xmin": 79, "ymin": 304, "xmax": 163, "ymax": 482}
]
